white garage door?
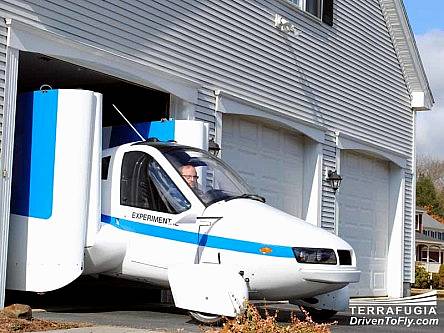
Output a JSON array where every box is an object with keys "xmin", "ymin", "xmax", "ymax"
[
  {"xmin": 338, "ymin": 151, "xmax": 390, "ymax": 297},
  {"xmin": 222, "ymin": 115, "xmax": 304, "ymax": 217}
]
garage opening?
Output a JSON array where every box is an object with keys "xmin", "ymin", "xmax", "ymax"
[
  {"xmin": 17, "ymin": 51, "xmax": 171, "ymax": 127},
  {"xmin": 338, "ymin": 151, "xmax": 390, "ymax": 297},
  {"xmin": 7, "ymin": 48, "xmax": 177, "ymax": 297}
]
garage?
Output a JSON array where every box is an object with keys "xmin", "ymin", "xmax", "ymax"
[
  {"xmin": 17, "ymin": 52, "xmax": 170, "ymax": 128},
  {"xmin": 4, "ymin": 50, "xmax": 180, "ymax": 291},
  {"xmin": 221, "ymin": 114, "xmax": 304, "ymax": 218},
  {"xmin": 338, "ymin": 151, "xmax": 390, "ymax": 297}
]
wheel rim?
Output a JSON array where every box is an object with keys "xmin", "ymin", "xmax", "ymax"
[{"xmin": 189, "ymin": 311, "xmax": 222, "ymax": 324}]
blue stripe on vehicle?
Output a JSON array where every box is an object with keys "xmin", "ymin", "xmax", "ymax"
[
  {"xmin": 101, "ymin": 214, "xmax": 294, "ymax": 258},
  {"xmin": 145, "ymin": 120, "xmax": 175, "ymax": 142},
  {"xmin": 11, "ymin": 90, "xmax": 58, "ymax": 219},
  {"xmin": 108, "ymin": 120, "xmax": 175, "ymax": 148},
  {"xmin": 101, "ymin": 214, "xmax": 112, "ymax": 223}
]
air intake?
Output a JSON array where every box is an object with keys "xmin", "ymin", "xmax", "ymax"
[{"xmin": 338, "ymin": 250, "xmax": 352, "ymax": 265}]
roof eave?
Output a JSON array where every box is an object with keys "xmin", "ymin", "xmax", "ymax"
[{"xmin": 380, "ymin": 0, "xmax": 434, "ymax": 111}]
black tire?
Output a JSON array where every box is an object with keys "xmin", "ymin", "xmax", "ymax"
[
  {"xmin": 189, "ymin": 311, "xmax": 224, "ymax": 325},
  {"xmin": 301, "ymin": 306, "xmax": 337, "ymax": 320}
]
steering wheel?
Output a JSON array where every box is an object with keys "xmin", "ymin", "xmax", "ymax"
[{"xmin": 200, "ymin": 189, "xmax": 226, "ymax": 202}]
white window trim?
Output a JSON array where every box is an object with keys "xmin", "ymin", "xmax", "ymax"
[{"xmin": 282, "ymin": 0, "xmax": 323, "ymax": 20}]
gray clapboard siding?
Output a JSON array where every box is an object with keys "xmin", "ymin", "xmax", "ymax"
[
  {"xmin": 0, "ymin": 0, "xmax": 416, "ymax": 285},
  {"xmin": 0, "ymin": 18, "xmax": 9, "ymax": 307},
  {"xmin": 0, "ymin": 20, "xmax": 6, "ymax": 157},
  {"xmin": 196, "ymin": 88, "xmax": 216, "ymax": 137},
  {"xmin": 0, "ymin": 1, "xmax": 413, "ymax": 156},
  {"xmin": 321, "ymin": 132, "xmax": 337, "ymax": 232},
  {"xmin": 404, "ymin": 165, "xmax": 414, "ymax": 282},
  {"xmin": 403, "ymin": 120, "xmax": 414, "ymax": 282}
]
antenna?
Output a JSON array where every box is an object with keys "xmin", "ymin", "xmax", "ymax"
[{"xmin": 112, "ymin": 104, "xmax": 145, "ymax": 141}]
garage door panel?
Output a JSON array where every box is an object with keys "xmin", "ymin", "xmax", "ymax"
[
  {"xmin": 222, "ymin": 116, "xmax": 236, "ymax": 135},
  {"xmin": 339, "ymin": 151, "xmax": 389, "ymax": 297},
  {"xmin": 243, "ymin": 176, "xmax": 258, "ymax": 192},
  {"xmin": 223, "ymin": 147, "xmax": 257, "ymax": 171},
  {"xmin": 260, "ymin": 189, "xmax": 280, "ymax": 208},
  {"xmin": 283, "ymin": 176, "xmax": 299, "ymax": 187},
  {"xmin": 372, "ymin": 163, "xmax": 389, "ymax": 179},
  {"xmin": 373, "ymin": 273, "xmax": 385, "ymax": 291},
  {"xmin": 261, "ymin": 157, "xmax": 281, "ymax": 179},
  {"xmin": 375, "ymin": 212, "xmax": 388, "ymax": 229},
  {"xmin": 239, "ymin": 119, "xmax": 258, "ymax": 141},
  {"xmin": 283, "ymin": 156, "xmax": 303, "ymax": 167},
  {"xmin": 343, "ymin": 178, "xmax": 365, "ymax": 197},
  {"xmin": 355, "ymin": 240, "xmax": 372, "ymax": 255},
  {"xmin": 374, "ymin": 239, "xmax": 387, "ymax": 258},
  {"xmin": 343, "ymin": 153, "xmax": 360, "ymax": 174},
  {"xmin": 283, "ymin": 135, "xmax": 304, "ymax": 155},
  {"xmin": 262, "ymin": 126, "xmax": 281, "ymax": 150},
  {"xmin": 221, "ymin": 149, "xmax": 242, "ymax": 170},
  {"xmin": 222, "ymin": 115, "xmax": 304, "ymax": 217},
  {"xmin": 238, "ymin": 150, "xmax": 259, "ymax": 163},
  {"xmin": 340, "ymin": 208, "xmax": 358, "ymax": 228}
]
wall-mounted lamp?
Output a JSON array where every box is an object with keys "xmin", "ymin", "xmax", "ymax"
[
  {"xmin": 326, "ymin": 170, "xmax": 342, "ymax": 194},
  {"xmin": 208, "ymin": 138, "xmax": 221, "ymax": 157},
  {"xmin": 274, "ymin": 14, "xmax": 300, "ymax": 36}
]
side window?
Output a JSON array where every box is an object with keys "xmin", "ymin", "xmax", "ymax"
[
  {"xmin": 287, "ymin": 0, "xmax": 334, "ymax": 26},
  {"xmin": 102, "ymin": 156, "xmax": 111, "ymax": 180},
  {"xmin": 120, "ymin": 151, "xmax": 191, "ymax": 214}
]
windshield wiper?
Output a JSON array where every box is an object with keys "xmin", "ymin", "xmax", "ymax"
[{"xmin": 225, "ymin": 193, "xmax": 266, "ymax": 203}]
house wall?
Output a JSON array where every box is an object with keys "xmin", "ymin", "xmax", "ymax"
[
  {"xmin": 0, "ymin": 0, "xmax": 415, "ymax": 289},
  {"xmin": 0, "ymin": 18, "xmax": 8, "ymax": 307},
  {"xmin": 0, "ymin": 18, "xmax": 6, "ymax": 156}
]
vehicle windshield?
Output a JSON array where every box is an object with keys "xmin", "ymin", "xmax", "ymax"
[{"xmin": 162, "ymin": 147, "xmax": 254, "ymax": 205}]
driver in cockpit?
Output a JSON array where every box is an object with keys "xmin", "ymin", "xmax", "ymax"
[{"xmin": 179, "ymin": 165, "xmax": 203, "ymax": 195}]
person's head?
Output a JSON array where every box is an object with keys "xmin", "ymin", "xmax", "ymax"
[{"xmin": 179, "ymin": 165, "xmax": 199, "ymax": 189}]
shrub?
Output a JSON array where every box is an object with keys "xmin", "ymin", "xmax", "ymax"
[
  {"xmin": 439, "ymin": 264, "xmax": 444, "ymax": 289},
  {"xmin": 414, "ymin": 265, "xmax": 431, "ymax": 289},
  {"xmin": 204, "ymin": 303, "xmax": 333, "ymax": 333},
  {"xmin": 431, "ymin": 273, "xmax": 440, "ymax": 289}
]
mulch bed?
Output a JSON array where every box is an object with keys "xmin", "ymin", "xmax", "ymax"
[{"xmin": 0, "ymin": 316, "xmax": 91, "ymax": 333}]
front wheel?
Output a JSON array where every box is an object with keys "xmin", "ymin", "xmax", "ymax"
[
  {"xmin": 189, "ymin": 311, "xmax": 224, "ymax": 325},
  {"xmin": 300, "ymin": 306, "xmax": 337, "ymax": 321}
]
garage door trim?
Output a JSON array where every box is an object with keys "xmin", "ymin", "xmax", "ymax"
[
  {"xmin": 337, "ymin": 148, "xmax": 405, "ymax": 298},
  {"xmin": 337, "ymin": 131, "xmax": 408, "ymax": 168},
  {"xmin": 6, "ymin": 19, "xmax": 199, "ymax": 103},
  {"xmin": 218, "ymin": 93, "xmax": 325, "ymax": 144}
]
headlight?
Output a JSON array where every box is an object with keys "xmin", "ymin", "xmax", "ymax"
[{"xmin": 292, "ymin": 247, "xmax": 337, "ymax": 265}]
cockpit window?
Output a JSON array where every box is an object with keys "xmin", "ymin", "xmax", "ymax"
[
  {"xmin": 120, "ymin": 151, "xmax": 191, "ymax": 214},
  {"xmin": 102, "ymin": 156, "xmax": 111, "ymax": 180},
  {"xmin": 163, "ymin": 148, "xmax": 254, "ymax": 206}
]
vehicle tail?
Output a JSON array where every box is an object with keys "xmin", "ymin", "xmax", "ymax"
[{"xmin": 7, "ymin": 89, "xmax": 102, "ymax": 292}]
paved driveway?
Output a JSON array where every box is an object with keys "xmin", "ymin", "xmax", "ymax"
[{"xmin": 6, "ymin": 277, "xmax": 443, "ymax": 333}]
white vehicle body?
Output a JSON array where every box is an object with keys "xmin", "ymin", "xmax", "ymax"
[{"xmin": 7, "ymin": 89, "xmax": 360, "ymax": 319}]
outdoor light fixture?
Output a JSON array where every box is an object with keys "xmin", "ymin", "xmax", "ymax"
[
  {"xmin": 326, "ymin": 170, "xmax": 342, "ymax": 194},
  {"xmin": 208, "ymin": 138, "xmax": 221, "ymax": 157},
  {"xmin": 274, "ymin": 14, "xmax": 295, "ymax": 33},
  {"xmin": 274, "ymin": 14, "xmax": 301, "ymax": 36}
]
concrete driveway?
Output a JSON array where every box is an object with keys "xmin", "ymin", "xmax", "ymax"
[{"xmin": 5, "ymin": 276, "xmax": 444, "ymax": 333}]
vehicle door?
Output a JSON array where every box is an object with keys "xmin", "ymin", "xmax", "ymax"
[{"xmin": 116, "ymin": 149, "xmax": 205, "ymax": 269}]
